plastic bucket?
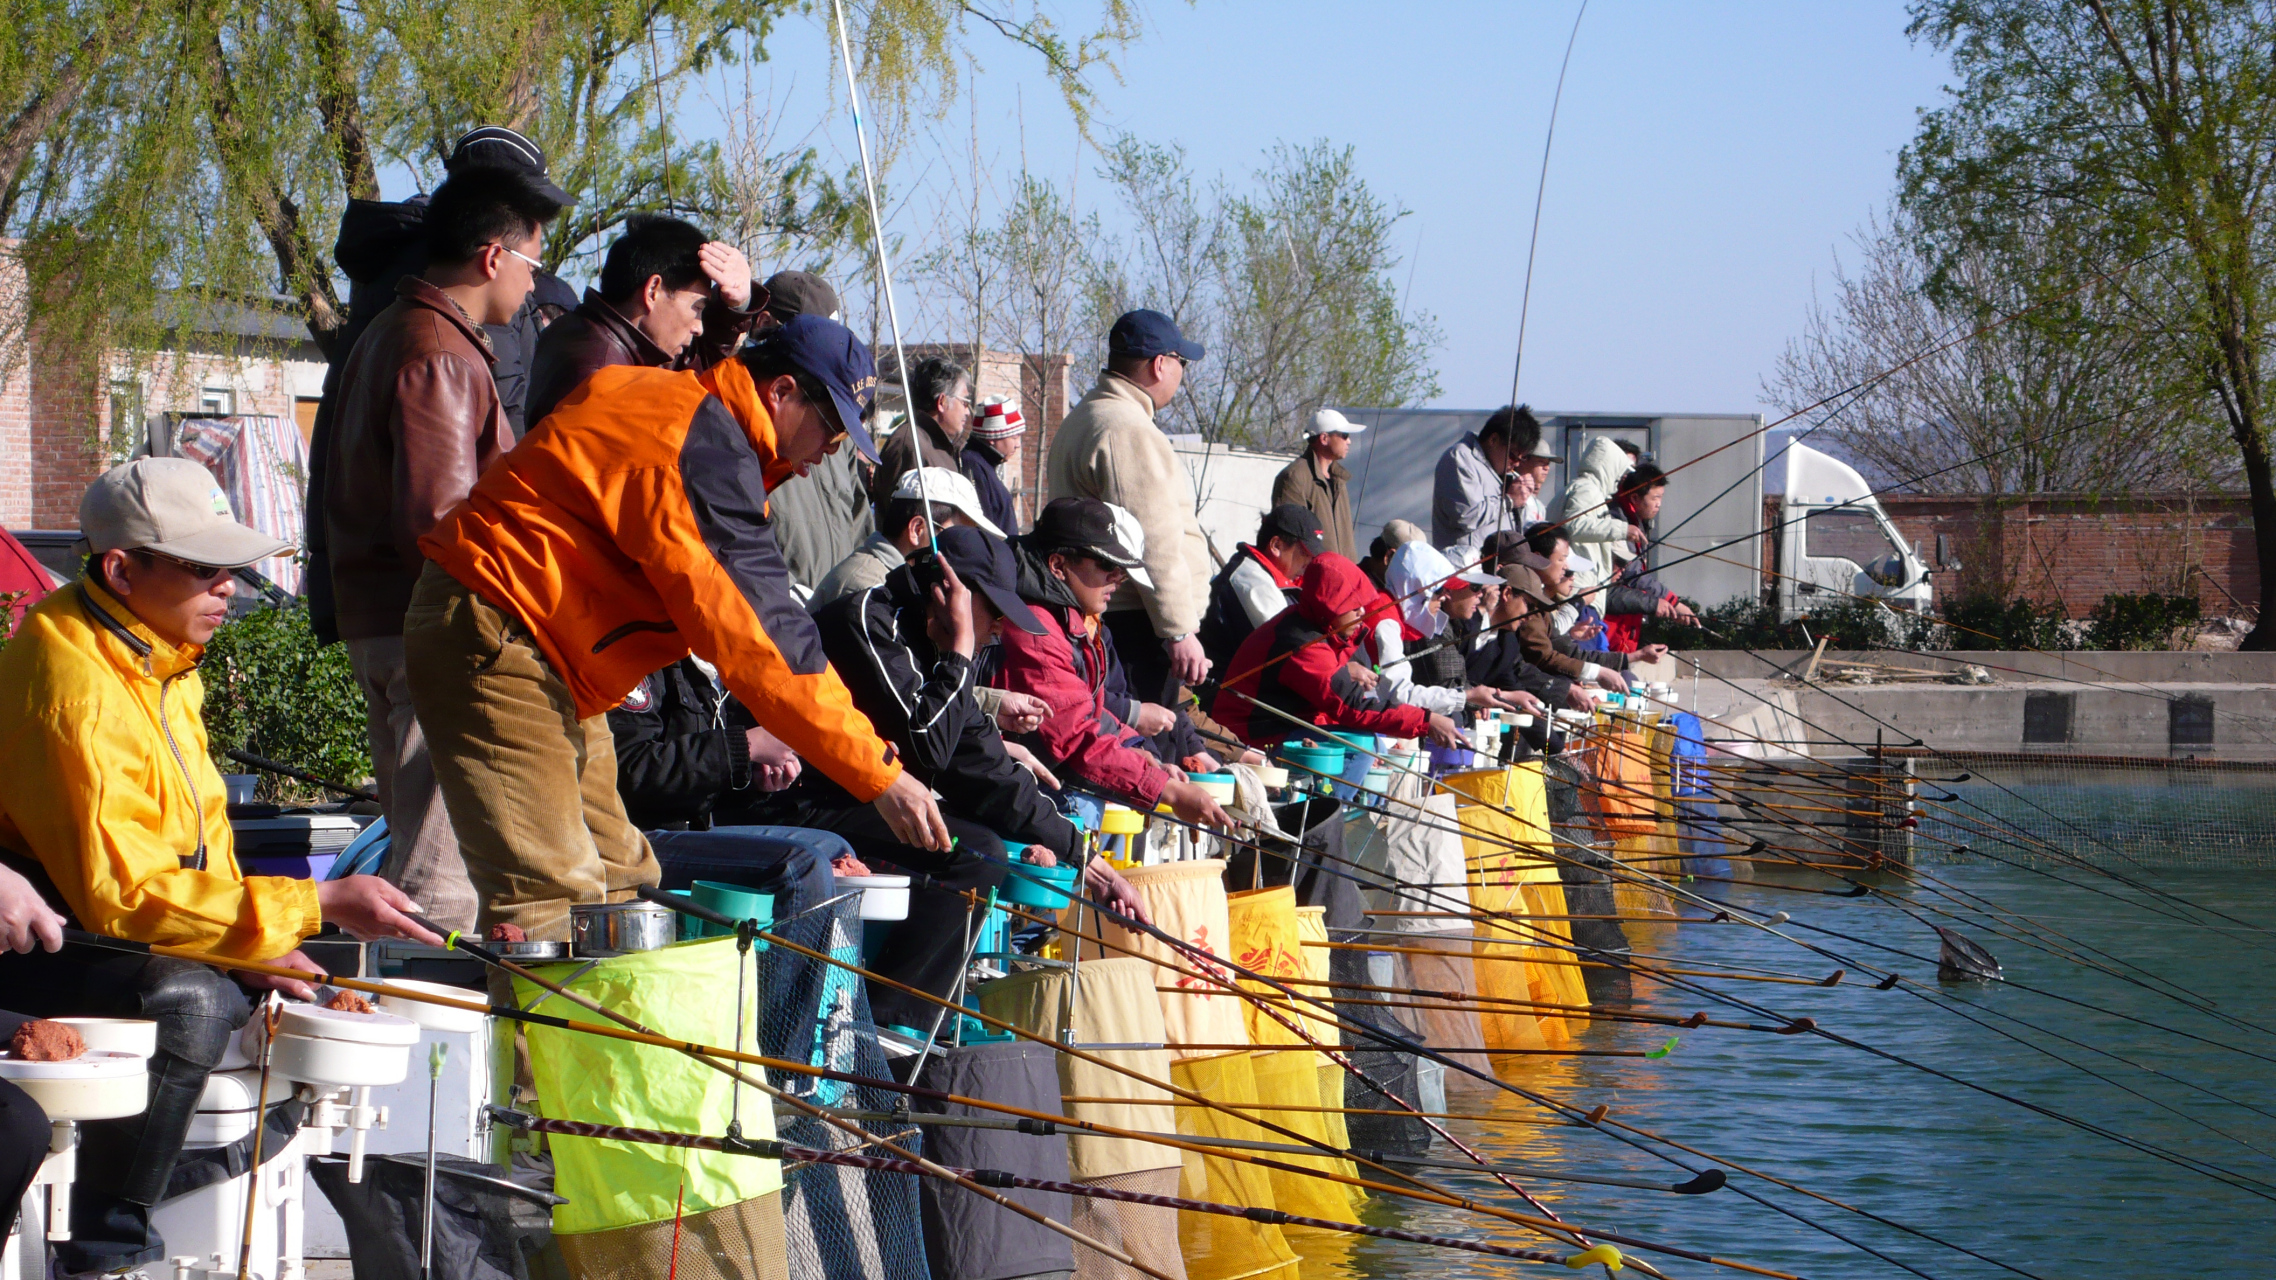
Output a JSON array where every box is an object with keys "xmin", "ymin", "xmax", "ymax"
[
  {"xmin": 1002, "ymin": 862, "xmax": 1080, "ymax": 909},
  {"xmin": 835, "ymin": 874, "xmax": 912, "ymax": 920},
  {"xmin": 686, "ymin": 881, "xmax": 773, "ymax": 946},
  {"xmin": 1279, "ymin": 741, "xmax": 1347, "ymax": 786},
  {"xmin": 1191, "ymin": 772, "xmax": 1236, "ymax": 803}
]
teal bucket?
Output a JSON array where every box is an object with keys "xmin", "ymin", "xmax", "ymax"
[
  {"xmin": 1279, "ymin": 740, "xmax": 1347, "ymax": 784},
  {"xmin": 1001, "ymin": 861, "xmax": 1080, "ymax": 909},
  {"xmin": 684, "ymin": 881, "xmax": 772, "ymax": 948}
]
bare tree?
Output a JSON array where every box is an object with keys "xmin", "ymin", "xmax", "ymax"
[{"xmin": 1765, "ymin": 211, "xmax": 2225, "ymax": 495}]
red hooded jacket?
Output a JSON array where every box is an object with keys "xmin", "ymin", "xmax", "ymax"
[{"xmin": 1214, "ymin": 554, "xmax": 1430, "ymax": 746}]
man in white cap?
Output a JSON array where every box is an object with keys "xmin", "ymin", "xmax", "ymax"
[
  {"xmin": 0, "ymin": 459, "xmax": 438, "ymax": 1272},
  {"xmin": 1271, "ymin": 407, "xmax": 1365, "ymax": 558}
]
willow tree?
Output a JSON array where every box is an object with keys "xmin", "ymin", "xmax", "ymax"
[
  {"xmin": 1, "ymin": 0, "xmax": 1157, "ymax": 385},
  {"xmin": 1902, "ymin": 0, "xmax": 2276, "ymax": 646}
]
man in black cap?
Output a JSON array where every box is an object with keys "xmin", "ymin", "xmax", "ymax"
[
  {"xmin": 1197, "ymin": 503, "xmax": 1322, "ymax": 674},
  {"xmin": 794, "ymin": 526, "xmax": 1149, "ymax": 1031},
  {"xmin": 1045, "ymin": 309, "xmax": 1216, "ymax": 714}
]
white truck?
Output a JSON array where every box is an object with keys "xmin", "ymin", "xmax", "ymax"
[{"xmin": 1771, "ymin": 442, "xmax": 1933, "ymax": 617}]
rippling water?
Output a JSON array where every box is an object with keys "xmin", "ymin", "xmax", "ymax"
[{"xmin": 1300, "ymin": 860, "xmax": 2276, "ymax": 1279}]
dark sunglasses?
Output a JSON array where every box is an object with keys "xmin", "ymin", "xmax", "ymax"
[{"xmin": 140, "ymin": 551, "xmax": 233, "ymax": 584}]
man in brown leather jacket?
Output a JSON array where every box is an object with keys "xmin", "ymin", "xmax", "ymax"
[
  {"xmin": 523, "ymin": 213, "xmax": 762, "ymax": 427},
  {"xmin": 321, "ymin": 165, "xmax": 563, "ymax": 933}
]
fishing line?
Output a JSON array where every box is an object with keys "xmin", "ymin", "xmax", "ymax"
[
  {"xmin": 1133, "ymin": 761, "xmax": 2276, "ymax": 1202},
  {"xmin": 1507, "ymin": 0, "xmax": 1589, "ymax": 408},
  {"xmin": 1036, "ymin": 812, "xmax": 2045, "ymax": 1280}
]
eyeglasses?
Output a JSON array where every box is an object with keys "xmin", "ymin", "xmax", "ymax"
[
  {"xmin": 140, "ymin": 551, "xmax": 232, "ymax": 584},
  {"xmin": 491, "ymin": 243, "xmax": 543, "ymax": 272}
]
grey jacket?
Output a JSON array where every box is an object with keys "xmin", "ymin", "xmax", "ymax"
[
  {"xmin": 1431, "ymin": 433, "xmax": 1514, "ymax": 548},
  {"xmin": 808, "ymin": 532, "xmax": 904, "ymax": 611},
  {"xmin": 1045, "ymin": 370, "xmax": 1214, "ymax": 638},
  {"xmin": 767, "ymin": 446, "xmax": 876, "ymax": 593}
]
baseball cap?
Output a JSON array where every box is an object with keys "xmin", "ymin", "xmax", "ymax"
[
  {"xmin": 445, "ymin": 125, "xmax": 573, "ymax": 207},
  {"xmin": 1502, "ymin": 563, "xmax": 1555, "ymax": 605},
  {"xmin": 1107, "ymin": 309, "xmax": 1204, "ymax": 363},
  {"xmin": 1379, "ymin": 518, "xmax": 1428, "ymax": 548},
  {"xmin": 929, "ymin": 526, "xmax": 1045, "ymax": 635},
  {"xmin": 1308, "ymin": 408, "xmax": 1367, "ymax": 437},
  {"xmin": 1256, "ymin": 503, "xmax": 1325, "ymax": 554},
  {"xmin": 762, "ymin": 270, "xmax": 839, "ymax": 322},
  {"xmin": 1523, "ymin": 431, "xmax": 1560, "ymax": 461},
  {"xmin": 1029, "ymin": 497, "xmax": 1154, "ymax": 590},
  {"xmin": 890, "ymin": 467, "xmax": 1005, "ymax": 539},
  {"xmin": 971, "ymin": 399, "xmax": 1024, "ymax": 442},
  {"xmin": 80, "ymin": 458, "xmax": 292, "ymax": 568},
  {"xmin": 747, "ymin": 313, "xmax": 881, "ymax": 462}
]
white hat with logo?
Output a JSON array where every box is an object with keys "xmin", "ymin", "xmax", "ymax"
[{"xmin": 79, "ymin": 458, "xmax": 291, "ymax": 568}]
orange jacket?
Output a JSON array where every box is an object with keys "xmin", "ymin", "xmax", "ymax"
[{"xmin": 419, "ymin": 360, "xmax": 902, "ymax": 802}]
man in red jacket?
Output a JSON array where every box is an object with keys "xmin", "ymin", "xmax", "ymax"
[
  {"xmin": 993, "ymin": 498, "xmax": 1233, "ymax": 829},
  {"xmin": 1215, "ymin": 553, "xmax": 1466, "ymax": 752}
]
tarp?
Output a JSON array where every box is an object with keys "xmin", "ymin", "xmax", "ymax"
[
  {"xmin": 512, "ymin": 936, "xmax": 780, "ymax": 1235},
  {"xmin": 1169, "ymin": 1052, "xmax": 1301, "ymax": 1280}
]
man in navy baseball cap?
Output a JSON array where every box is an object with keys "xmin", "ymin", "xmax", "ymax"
[
  {"xmin": 1107, "ymin": 308, "xmax": 1204, "ymax": 364},
  {"xmin": 739, "ymin": 312, "xmax": 883, "ymax": 463}
]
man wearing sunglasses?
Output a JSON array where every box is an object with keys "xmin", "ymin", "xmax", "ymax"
[
  {"xmin": 0, "ymin": 460, "xmax": 441, "ymax": 1273},
  {"xmin": 321, "ymin": 164, "xmax": 563, "ymax": 933}
]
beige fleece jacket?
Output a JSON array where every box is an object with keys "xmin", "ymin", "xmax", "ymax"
[{"xmin": 1045, "ymin": 370, "xmax": 1214, "ymax": 637}]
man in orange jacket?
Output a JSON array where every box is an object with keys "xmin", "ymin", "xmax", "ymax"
[{"xmin": 405, "ymin": 315, "xmax": 949, "ymax": 942}]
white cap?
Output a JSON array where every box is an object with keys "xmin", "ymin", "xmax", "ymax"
[
  {"xmin": 1309, "ymin": 408, "xmax": 1367, "ymax": 437},
  {"xmin": 79, "ymin": 458, "xmax": 290, "ymax": 568},
  {"xmin": 889, "ymin": 467, "xmax": 1005, "ymax": 539}
]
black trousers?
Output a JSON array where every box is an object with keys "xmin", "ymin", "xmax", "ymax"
[
  {"xmin": 783, "ymin": 802, "xmax": 1012, "ymax": 1032},
  {"xmin": 1103, "ymin": 609, "xmax": 1177, "ymax": 708},
  {"xmin": 0, "ymin": 947, "xmax": 252, "ymax": 1271},
  {"xmin": 0, "ymin": 1015, "xmax": 50, "ymax": 1258}
]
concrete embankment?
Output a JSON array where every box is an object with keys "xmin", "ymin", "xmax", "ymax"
[{"xmin": 1664, "ymin": 650, "xmax": 2276, "ymax": 761}]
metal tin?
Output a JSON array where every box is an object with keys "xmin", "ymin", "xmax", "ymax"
[
  {"xmin": 495, "ymin": 940, "xmax": 572, "ymax": 962},
  {"xmin": 570, "ymin": 902, "xmax": 677, "ymax": 957}
]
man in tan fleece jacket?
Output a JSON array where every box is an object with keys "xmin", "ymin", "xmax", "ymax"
[{"xmin": 1045, "ymin": 309, "xmax": 1216, "ymax": 710}]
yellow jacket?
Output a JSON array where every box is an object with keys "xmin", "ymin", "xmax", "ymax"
[{"xmin": 0, "ymin": 581, "xmax": 320, "ymax": 959}]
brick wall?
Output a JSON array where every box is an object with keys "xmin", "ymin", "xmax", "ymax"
[{"xmin": 1765, "ymin": 492, "xmax": 2260, "ymax": 618}]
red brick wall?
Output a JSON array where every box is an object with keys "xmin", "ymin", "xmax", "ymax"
[
  {"xmin": 1765, "ymin": 493, "xmax": 2260, "ymax": 618},
  {"xmin": 27, "ymin": 324, "xmax": 103, "ymax": 530}
]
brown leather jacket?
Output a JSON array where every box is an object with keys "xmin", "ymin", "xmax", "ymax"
[
  {"xmin": 322, "ymin": 278, "xmax": 514, "ymax": 642},
  {"xmin": 524, "ymin": 287, "xmax": 759, "ymax": 427}
]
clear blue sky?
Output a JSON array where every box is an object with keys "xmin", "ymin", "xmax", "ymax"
[{"xmin": 705, "ymin": 1, "xmax": 1953, "ymax": 420}]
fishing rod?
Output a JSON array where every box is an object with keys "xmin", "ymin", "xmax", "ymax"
[
  {"xmin": 828, "ymin": 0, "xmax": 941, "ymax": 559},
  {"xmin": 644, "ymin": 889, "xmax": 1679, "ymax": 1270},
  {"xmin": 486, "ymin": 1107, "xmax": 1670, "ymax": 1274},
  {"xmin": 1507, "ymin": 0, "xmax": 1588, "ymax": 409},
  {"xmin": 422, "ymin": 918, "xmax": 1158, "ymax": 1276},
  {"xmin": 60, "ymin": 925, "xmax": 1641, "ymax": 1269},
  {"xmin": 1004, "ymin": 822, "xmax": 2046, "ymax": 1280}
]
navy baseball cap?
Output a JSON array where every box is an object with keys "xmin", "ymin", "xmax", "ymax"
[
  {"xmin": 749, "ymin": 313, "xmax": 882, "ymax": 462},
  {"xmin": 931, "ymin": 526, "xmax": 1045, "ymax": 635},
  {"xmin": 1257, "ymin": 503, "xmax": 1325, "ymax": 554},
  {"xmin": 1108, "ymin": 309, "xmax": 1204, "ymax": 363},
  {"xmin": 445, "ymin": 125, "xmax": 573, "ymax": 207}
]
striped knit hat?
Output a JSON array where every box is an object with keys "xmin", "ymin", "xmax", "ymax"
[{"xmin": 972, "ymin": 399, "xmax": 1025, "ymax": 441}]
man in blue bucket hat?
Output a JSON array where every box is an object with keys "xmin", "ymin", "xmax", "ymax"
[{"xmin": 795, "ymin": 525, "xmax": 1149, "ymax": 1033}]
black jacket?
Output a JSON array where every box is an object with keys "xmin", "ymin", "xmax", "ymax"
[
  {"xmin": 606, "ymin": 657, "xmax": 759, "ymax": 831},
  {"xmin": 805, "ymin": 567, "xmax": 1081, "ymax": 860},
  {"xmin": 1466, "ymin": 626, "xmax": 1572, "ymax": 705},
  {"xmin": 962, "ymin": 440, "xmax": 1018, "ymax": 535}
]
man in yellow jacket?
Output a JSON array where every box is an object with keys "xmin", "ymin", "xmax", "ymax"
[{"xmin": 0, "ymin": 459, "xmax": 437, "ymax": 1273}]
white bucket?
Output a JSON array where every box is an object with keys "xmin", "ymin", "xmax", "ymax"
[
  {"xmin": 834, "ymin": 874, "xmax": 912, "ymax": 921},
  {"xmin": 376, "ymin": 979, "xmax": 488, "ymax": 1034},
  {"xmin": 50, "ymin": 1017, "xmax": 158, "ymax": 1057},
  {"xmin": 264, "ymin": 1003, "xmax": 418, "ymax": 1089},
  {"xmin": 0, "ymin": 1049, "xmax": 147, "ymax": 1120}
]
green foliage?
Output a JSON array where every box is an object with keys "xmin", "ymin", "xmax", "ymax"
[
  {"xmin": 1660, "ymin": 597, "xmax": 1935, "ymax": 652},
  {"xmin": 1939, "ymin": 592, "xmax": 2073, "ymax": 651},
  {"xmin": 198, "ymin": 605, "xmax": 368, "ymax": 803},
  {"xmin": 2087, "ymin": 592, "xmax": 2202, "ymax": 651},
  {"xmin": 1081, "ymin": 136, "xmax": 1442, "ymax": 448},
  {"xmin": 1900, "ymin": 1, "xmax": 2276, "ymax": 642}
]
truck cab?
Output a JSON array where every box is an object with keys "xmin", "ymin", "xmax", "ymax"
[{"xmin": 1776, "ymin": 443, "xmax": 1932, "ymax": 618}]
